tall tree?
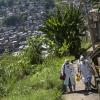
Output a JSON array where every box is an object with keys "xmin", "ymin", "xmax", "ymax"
[{"xmin": 41, "ymin": 4, "xmax": 85, "ymax": 57}]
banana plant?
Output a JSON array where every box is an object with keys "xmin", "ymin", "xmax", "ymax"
[{"xmin": 40, "ymin": 4, "xmax": 85, "ymax": 56}]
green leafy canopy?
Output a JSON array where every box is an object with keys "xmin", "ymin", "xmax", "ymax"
[{"xmin": 40, "ymin": 4, "xmax": 85, "ymax": 56}]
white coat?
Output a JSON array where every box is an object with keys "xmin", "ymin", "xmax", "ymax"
[
  {"xmin": 69, "ymin": 63, "xmax": 76, "ymax": 85},
  {"xmin": 61, "ymin": 63, "xmax": 75, "ymax": 86},
  {"xmin": 79, "ymin": 60, "xmax": 92, "ymax": 83}
]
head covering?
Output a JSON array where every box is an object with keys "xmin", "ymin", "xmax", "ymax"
[{"xmin": 80, "ymin": 55, "xmax": 84, "ymax": 61}]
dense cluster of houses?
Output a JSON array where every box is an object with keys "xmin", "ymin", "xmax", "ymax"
[
  {"xmin": 0, "ymin": 0, "xmax": 46, "ymax": 54},
  {"xmin": 0, "ymin": 0, "xmax": 94, "ymax": 54}
]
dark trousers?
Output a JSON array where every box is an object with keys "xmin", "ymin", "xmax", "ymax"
[
  {"xmin": 62, "ymin": 78, "xmax": 72, "ymax": 93},
  {"xmin": 85, "ymin": 77, "xmax": 92, "ymax": 90}
]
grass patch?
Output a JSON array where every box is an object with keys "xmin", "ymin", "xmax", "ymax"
[
  {"xmin": 0, "ymin": 54, "xmax": 74, "ymax": 100},
  {"xmin": 2, "ymin": 89, "xmax": 61, "ymax": 100},
  {"xmin": 81, "ymin": 37, "xmax": 91, "ymax": 49}
]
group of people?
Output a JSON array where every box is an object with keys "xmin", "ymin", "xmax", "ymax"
[{"xmin": 60, "ymin": 55, "xmax": 94, "ymax": 94}]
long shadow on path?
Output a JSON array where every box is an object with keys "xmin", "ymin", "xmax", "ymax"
[{"xmin": 66, "ymin": 89, "xmax": 98, "ymax": 96}]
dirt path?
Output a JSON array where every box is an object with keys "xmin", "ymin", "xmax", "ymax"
[{"xmin": 62, "ymin": 61, "xmax": 99, "ymax": 100}]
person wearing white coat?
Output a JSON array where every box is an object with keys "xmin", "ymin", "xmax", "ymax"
[
  {"xmin": 69, "ymin": 61, "xmax": 76, "ymax": 91},
  {"xmin": 78, "ymin": 55, "xmax": 92, "ymax": 91},
  {"xmin": 61, "ymin": 60, "xmax": 75, "ymax": 93}
]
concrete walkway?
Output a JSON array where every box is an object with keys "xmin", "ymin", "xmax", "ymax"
[{"xmin": 62, "ymin": 61, "xmax": 99, "ymax": 100}]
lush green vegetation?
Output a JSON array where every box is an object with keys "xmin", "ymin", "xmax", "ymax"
[
  {"xmin": 0, "ymin": 33, "xmax": 75, "ymax": 100},
  {"xmin": 0, "ymin": 3, "xmax": 92, "ymax": 100},
  {"xmin": 40, "ymin": 4, "xmax": 86, "ymax": 57},
  {"xmin": 3, "ymin": 15, "xmax": 24, "ymax": 26},
  {"xmin": 81, "ymin": 36, "xmax": 91, "ymax": 49},
  {"xmin": 0, "ymin": 0, "xmax": 14, "ymax": 7},
  {"xmin": 0, "ymin": 49, "xmax": 74, "ymax": 100}
]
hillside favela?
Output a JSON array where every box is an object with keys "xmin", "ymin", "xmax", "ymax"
[
  {"xmin": 0, "ymin": 0, "xmax": 49, "ymax": 54},
  {"xmin": 0, "ymin": 0, "xmax": 100, "ymax": 100}
]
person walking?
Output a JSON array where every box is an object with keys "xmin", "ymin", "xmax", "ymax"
[
  {"xmin": 78, "ymin": 55, "xmax": 93, "ymax": 91},
  {"xmin": 61, "ymin": 60, "xmax": 75, "ymax": 93},
  {"xmin": 69, "ymin": 60, "xmax": 76, "ymax": 91}
]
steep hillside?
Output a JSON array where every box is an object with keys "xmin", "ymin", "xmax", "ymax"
[{"xmin": 0, "ymin": 52, "xmax": 74, "ymax": 100}]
